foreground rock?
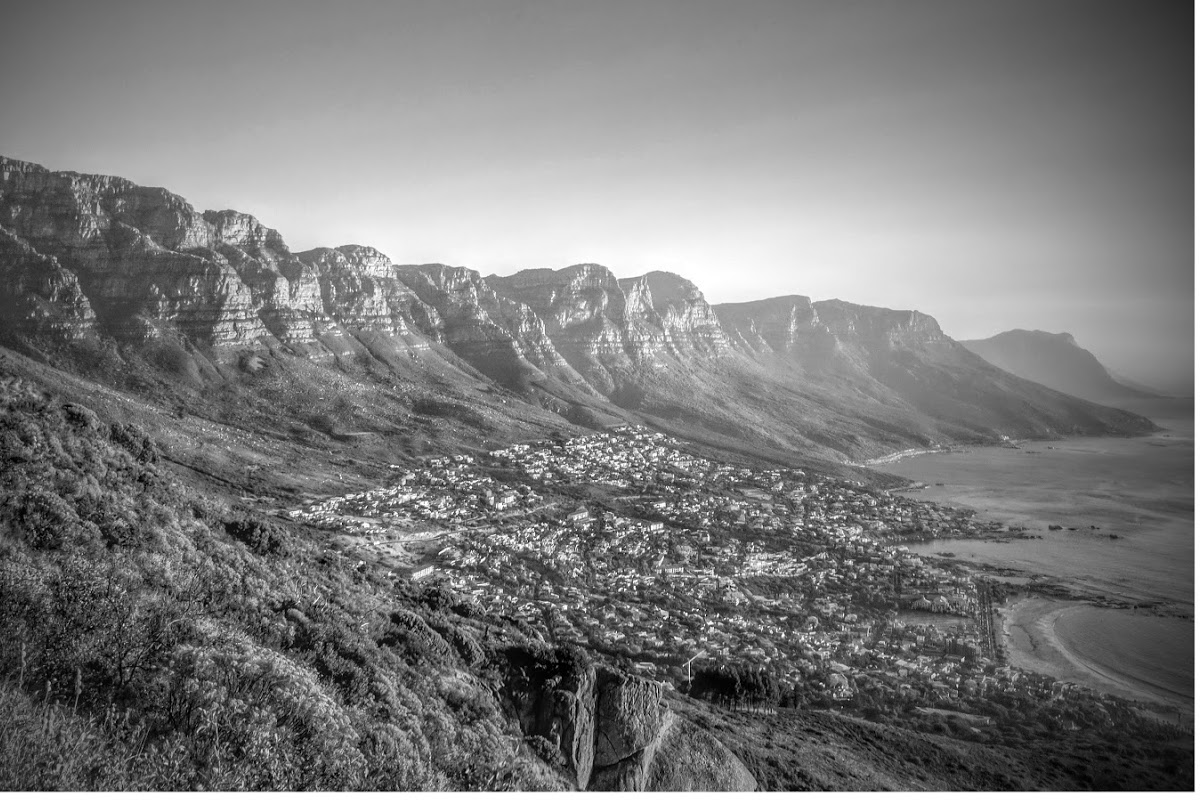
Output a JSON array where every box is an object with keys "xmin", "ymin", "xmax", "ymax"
[{"xmin": 501, "ymin": 648, "xmax": 755, "ymax": 791}]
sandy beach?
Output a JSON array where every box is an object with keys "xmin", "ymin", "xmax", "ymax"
[{"xmin": 998, "ymin": 597, "xmax": 1193, "ymax": 725}]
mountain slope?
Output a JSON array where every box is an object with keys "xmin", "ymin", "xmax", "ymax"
[
  {"xmin": 0, "ymin": 155, "xmax": 1155, "ymax": 464},
  {"xmin": 712, "ymin": 297, "xmax": 1155, "ymax": 452},
  {"xmin": 961, "ymin": 329, "xmax": 1161, "ymax": 406}
]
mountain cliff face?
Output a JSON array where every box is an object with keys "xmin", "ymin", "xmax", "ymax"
[
  {"xmin": 617, "ymin": 271, "xmax": 730, "ymax": 355},
  {"xmin": 0, "ymin": 157, "xmax": 444, "ymax": 356},
  {"xmin": 961, "ymin": 329, "xmax": 1160, "ymax": 406},
  {"xmin": 489, "ymin": 265, "xmax": 644, "ymax": 396},
  {"xmin": 393, "ymin": 263, "xmax": 596, "ymax": 394},
  {"xmin": 716, "ymin": 295, "xmax": 820, "ymax": 355},
  {"xmin": 0, "ymin": 227, "xmax": 96, "ymax": 339},
  {"xmin": 0, "ymin": 155, "xmax": 1155, "ymax": 461}
]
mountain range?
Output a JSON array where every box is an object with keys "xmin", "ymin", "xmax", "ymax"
[{"xmin": 0, "ymin": 155, "xmax": 1153, "ymax": 473}]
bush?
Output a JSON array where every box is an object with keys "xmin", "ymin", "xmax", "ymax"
[
  {"xmin": 418, "ymin": 581, "xmax": 456, "ymax": 613},
  {"xmin": 13, "ymin": 488, "xmax": 78, "ymax": 549},
  {"xmin": 224, "ymin": 518, "xmax": 290, "ymax": 556},
  {"xmin": 109, "ymin": 422, "xmax": 158, "ymax": 463},
  {"xmin": 527, "ymin": 734, "xmax": 564, "ymax": 768}
]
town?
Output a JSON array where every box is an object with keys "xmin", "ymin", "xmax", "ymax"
[{"xmin": 289, "ymin": 426, "xmax": 1158, "ymax": 736}]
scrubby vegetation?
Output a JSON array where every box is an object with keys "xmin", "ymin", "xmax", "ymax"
[
  {"xmin": 0, "ymin": 372, "xmax": 563, "ymax": 790},
  {"xmin": 677, "ymin": 697, "xmax": 1193, "ymax": 792}
]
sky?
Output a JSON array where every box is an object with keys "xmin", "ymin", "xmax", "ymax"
[{"xmin": 1, "ymin": 0, "xmax": 1193, "ymax": 393}]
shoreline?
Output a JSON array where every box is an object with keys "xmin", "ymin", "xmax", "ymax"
[
  {"xmin": 857, "ymin": 434, "xmax": 1069, "ymax": 468},
  {"xmin": 861, "ymin": 421, "xmax": 1183, "ymax": 471},
  {"xmin": 997, "ymin": 597, "xmax": 1193, "ymax": 725},
  {"xmin": 877, "ymin": 422, "xmax": 1194, "ymax": 611}
]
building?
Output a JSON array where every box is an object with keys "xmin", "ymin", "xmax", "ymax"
[{"xmin": 406, "ymin": 564, "xmax": 436, "ymax": 581}]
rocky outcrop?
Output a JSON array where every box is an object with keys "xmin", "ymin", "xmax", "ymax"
[
  {"xmin": 638, "ymin": 711, "xmax": 757, "ymax": 791},
  {"xmin": 503, "ymin": 653, "xmax": 756, "ymax": 792},
  {"xmin": 587, "ymin": 670, "xmax": 754, "ymax": 791},
  {"xmin": 592, "ymin": 669, "xmax": 666, "ymax": 768},
  {"xmin": 587, "ymin": 696, "xmax": 756, "ymax": 791},
  {"xmin": 505, "ymin": 653, "xmax": 597, "ymax": 790}
]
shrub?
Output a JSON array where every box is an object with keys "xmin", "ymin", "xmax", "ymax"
[
  {"xmin": 527, "ymin": 734, "xmax": 564, "ymax": 768},
  {"xmin": 13, "ymin": 488, "xmax": 79, "ymax": 549},
  {"xmin": 224, "ymin": 518, "xmax": 290, "ymax": 556},
  {"xmin": 109, "ymin": 422, "xmax": 158, "ymax": 464}
]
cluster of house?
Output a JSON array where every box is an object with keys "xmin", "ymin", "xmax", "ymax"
[
  {"xmin": 289, "ymin": 453, "xmax": 545, "ymax": 533},
  {"xmin": 287, "ymin": 426, "xmax": 1089, "ymax": 715}
]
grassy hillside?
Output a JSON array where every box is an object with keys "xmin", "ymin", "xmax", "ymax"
[{"xmin": 0, "ymin": 365, "xmax": 571, "ymax": 790}]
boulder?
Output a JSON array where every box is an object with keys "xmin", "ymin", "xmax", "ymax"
[
  {"xmin": 593, "ymin": 668, "xmax": 665, "ymax": 767},
  {"xmin": 644, "ymin": 714, "xmax": 758, "ymax": 791},
  {"xmin": 590, "ymin": 709, "xmax": 758, "ymax": 792}
]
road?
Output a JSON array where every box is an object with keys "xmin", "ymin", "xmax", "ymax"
[{"xmin": 975, "ymin": 579, "xmax": 997, "ymax": 660}]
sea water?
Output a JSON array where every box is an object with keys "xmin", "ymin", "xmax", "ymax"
[
  {"xmin": 1054, "ymin": 605, "xmax": 1193, "ymax": 709},
  {"xmin": 881, "ymin": 405, "xmax": 1194, "ymax": 707}
]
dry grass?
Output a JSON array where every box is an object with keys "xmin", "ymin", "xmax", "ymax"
[{"xmin": 0, "ymin": 681, "xmax": 153, "ymax": 790}]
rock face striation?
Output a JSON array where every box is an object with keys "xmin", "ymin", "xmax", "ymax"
[
  {"xmin": 0, "ymin": 227, "xmax": 96, "ymax": 339},
  {"xmin": 395, "ymin": 263, "xmax": 596, "ymax": 394},
  {"xmin": 0, "ymin": 155, "xmax": 1156, "ymax": 459}
]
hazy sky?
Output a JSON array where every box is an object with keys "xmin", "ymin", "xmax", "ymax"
[{"xmin": 1, "ymin": 0, "xmax": 1192, "ymax": 392}]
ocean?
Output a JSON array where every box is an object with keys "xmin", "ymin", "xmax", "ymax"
[
  {"xmin": 879, "ymin": 403, "xmax": 1194, "ymax": 711},
  {"xmin": 1054, "ymin": 605, "xmax": 1193, "ymax": 710}
]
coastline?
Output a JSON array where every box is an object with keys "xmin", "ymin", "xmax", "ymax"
[
  {"xmin": 997, "ymin": 597, "xmax": 1193, "ymax": 725},
  {"xmin": 861, "ymin": 413, "xmax": 1185, "ymax": 470},
  {"xmin": 880, "ymin": 422, "xmax": 1194, "ymax": 610},
  {"xmin": 856, "ymin": 445, "xmax": 955, "ymax": 467}
]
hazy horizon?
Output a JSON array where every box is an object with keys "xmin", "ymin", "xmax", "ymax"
[{"xmin": 1, "ymin": 0, "xmax": 1192, "ymax": 394}]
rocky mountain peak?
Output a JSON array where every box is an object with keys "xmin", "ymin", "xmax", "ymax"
[{"xmin": 628, "ymin": 270, "xmax": 704, "ymax": 311}]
